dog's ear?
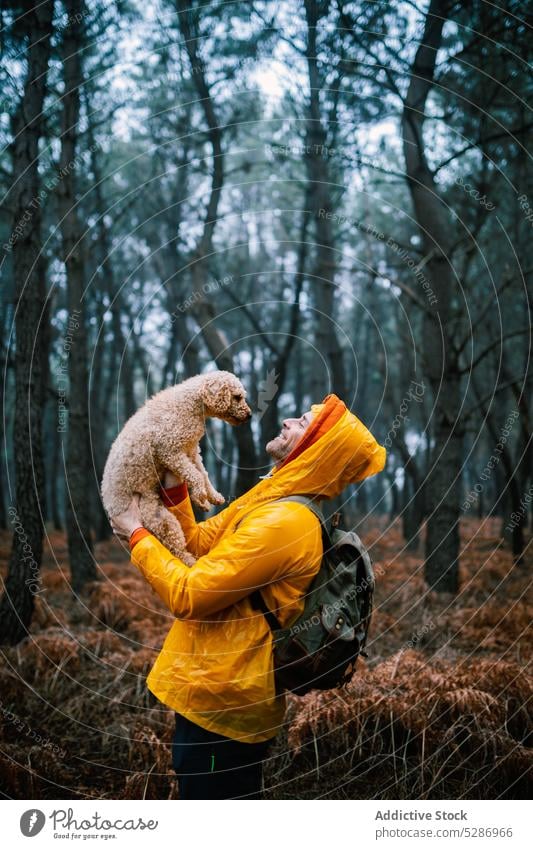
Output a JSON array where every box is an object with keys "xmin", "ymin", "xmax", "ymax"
[{"xmin": 202, "ymin": 373, "xmax": 231, "ymax": 412}]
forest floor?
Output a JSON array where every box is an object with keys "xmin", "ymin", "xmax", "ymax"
[{"xmin": 0, "ymin": 517, "xmax": 531, "ymax": 800}]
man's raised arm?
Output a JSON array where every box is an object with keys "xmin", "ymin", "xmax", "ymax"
[{"xmin": 130, "ymin": 501, "xmax": 319, "ymax": 620}]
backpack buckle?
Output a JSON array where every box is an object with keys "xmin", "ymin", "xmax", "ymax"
[{"xmin": 331, "ymin": 512, "xmax": 341, "ymax": 529}]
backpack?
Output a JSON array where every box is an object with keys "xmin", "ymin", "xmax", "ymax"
[{"xmin": 250, "ymin": 495, "xmax": 374, "ymax": 696}]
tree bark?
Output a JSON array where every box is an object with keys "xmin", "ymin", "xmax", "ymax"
[
  {"xmin": 401, "ymin": 0, "xmax": 461, "ymax": 592},
  {"xmin": 0, "ymin": 0, "xmax": 54, "ymax": 644},
  {"xmin": 57, "ymin": 0, "xmax": 96, "ymax": 591}
]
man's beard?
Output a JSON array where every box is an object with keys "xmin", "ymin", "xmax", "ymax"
[{"xmin": 265, "ymin": 433, "xmax": 290, "ymax": 462}]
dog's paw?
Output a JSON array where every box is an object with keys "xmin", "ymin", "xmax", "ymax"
[
  {"xmin": 190, "ymin": 490, "xmax": 211, "ymax": 510},
  {"xmin": 208, "ymin": 490, "xmax": 225, "ymax": 506},
  {"xmin": 181, "ymin": 551, "xmax": 196, "ymax": 566}
]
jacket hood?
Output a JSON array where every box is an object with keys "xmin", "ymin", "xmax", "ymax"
[
  {"xmin": 211, "ymin": 394, "xmax": 386, "ymax": 542},
  {"xmin": 269, "ymin": 393, "xmax": 386, "ymax": 499}
]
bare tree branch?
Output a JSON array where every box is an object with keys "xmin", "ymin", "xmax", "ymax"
[{"xmin": 459, "ymin": 326, "xmax": 531, "ymax": 375}]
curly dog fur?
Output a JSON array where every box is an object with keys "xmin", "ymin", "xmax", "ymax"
[{"xmin": 101, "ymin": 371, "xmax": 251, "ymax": 565}]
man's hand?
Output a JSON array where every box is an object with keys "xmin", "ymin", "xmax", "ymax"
[
  {"xmin": 163, "ymin": 470, "xmax": 181, "ymax": 488},
  {"xmin": 110, "ymin": 494, "xmax": 143, "ymax": 539}
]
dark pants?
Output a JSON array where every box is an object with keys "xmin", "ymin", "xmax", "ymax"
[{"xmin": 171, "ymin": 712, "xmax": 273, "ymax": 800}]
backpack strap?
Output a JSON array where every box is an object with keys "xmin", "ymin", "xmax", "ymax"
[
  {"xmin": 277, "ymin": 494, "xmax": 324, "ymax": 521},
  {"xmin": 249, "ymin": 589, "xmax": 282, "ymax": 631},
  {"xmin": 250, "ymin": 494, "xmax": 329, "ymax": 631}
]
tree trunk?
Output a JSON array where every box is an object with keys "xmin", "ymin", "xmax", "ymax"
[
  {"xmin": 50, "ymin": 415, "xmax": 63, "ymax": 531},
  {"xmin": 258, "ymin": 257, "xmax": 307, "ymax": 467},
  {"xmin": 402, "ymin": 474, "xmax": 422, "ymax": 551},
  {"xmin": 176, "ymin": 0, "xmax": 258, "ymax": 496},
  {"xmin": 58, "ymin": 0, "xmax": 96, "ymax": 591},
  {"xmin": 304, "ymin": 0, "xmax": 346, "ymax": 401},
  {"xmin": 401, "ymin": 0, "xmax": 461, "ymax": 592},
  {"xmin": 0, "ymin": 1, "xmax": 54, "ymax": 644},
  {"xmin": 86, "ymin": 289, "xmax": 110, "ymax": 541},
  {"xmin": 0, "ymin": 294, "xmax": 11, "ymax": 529},
  {"xmin": 85, "ymin": 107, "xmax": 135, "ymax": 538},
  {"xmin": 472, "ymin": 378, "xmax": 526, "ymax": 564},
  {"xmin": 388, "ymin": 472, "xmax": 399, "ymax": 521},
  {"xmin": 387, "ymin": 384, "xmax": 426, "ymax": 547}
]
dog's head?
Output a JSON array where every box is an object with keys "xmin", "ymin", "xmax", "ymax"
[{"xmin": 201, "ymin": 371, "xmax": 252, "ymax": 424}]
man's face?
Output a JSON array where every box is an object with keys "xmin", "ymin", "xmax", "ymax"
[{"xmin": 266, "ymin": 410, "xmax": 312, "ymax": 462}]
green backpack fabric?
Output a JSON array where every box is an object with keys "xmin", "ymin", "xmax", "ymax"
[{"xmin": 250, "ymin": 495, "xmax": 374, "ymax": 696}]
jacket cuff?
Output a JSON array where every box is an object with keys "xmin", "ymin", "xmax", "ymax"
[
  {"xmin": 129, "ymin": 527, "xmax": 152, "ymax": 550},
  {"xmin": 161, "ymin": 482, "xmax": 188, "ymax": 507}
]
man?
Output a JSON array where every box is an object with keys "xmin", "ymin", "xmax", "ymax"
[{"xmin": 111, "ymin": 393, "xmax": 386, "ymax": 799}]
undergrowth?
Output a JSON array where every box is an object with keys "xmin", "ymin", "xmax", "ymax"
[{"xmin": 0, "ymin": 518, "xmax": 530, "ymax": 799}]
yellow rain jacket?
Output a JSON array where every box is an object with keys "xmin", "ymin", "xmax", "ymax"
[{"xmin": 130, "ymin": 394, "xmax": 386, "ymax": 743}]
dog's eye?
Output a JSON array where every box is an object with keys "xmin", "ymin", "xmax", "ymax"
[{"xmin": 233, "ymin": 393, "xmax": 243, "ymax": 401}]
